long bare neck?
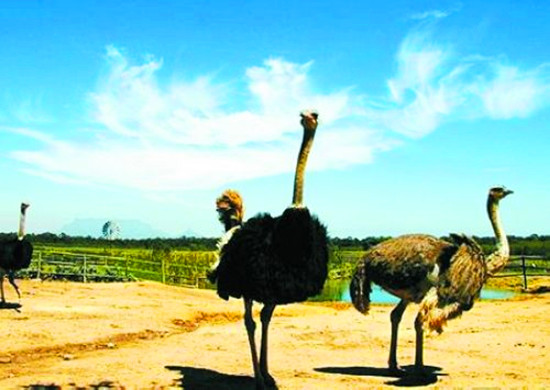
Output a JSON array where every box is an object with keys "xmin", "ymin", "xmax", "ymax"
[
  {"xmin": 18, "ymin": 209, "xmax": 27, "ymax": 240},
  {"xmin": 292, "ymin": 130, "xmax": 315, "ymax": 207},
  {"xmin": 486, "ymin": 197, "xmax": 509, "ymax": 275}
]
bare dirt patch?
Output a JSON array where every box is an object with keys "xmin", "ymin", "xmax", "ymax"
[{"xmin": 1, "ymin": 279, "xmax": 549, "ymax": 389}]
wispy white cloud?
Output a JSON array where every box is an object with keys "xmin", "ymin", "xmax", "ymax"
[
  {"xmin": 7, "ymin": 48, "xmax": 386, "ymax": 193},
  {"xmin": 410, "ymin": 4, "xmax": 462, "ymax": 21},
  {"xmin": 366, "ymin": 30, "xmax": 550, "ymax": 138},
  {"xmin": 410, "ymin": 10, "xmax": 451, "ymax": 21},
  {"xmin": 5, "ymin": 97, "xmax": 53, "ymax": 124},
  {"xmin": 7, "ymin": 27, "xmax": 550, "ymax": 194},
  {"xmin": 479, "ymin": 64, "xmax": 550, "ymax": 119}
]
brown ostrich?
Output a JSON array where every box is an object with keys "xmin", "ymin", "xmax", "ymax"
[
  {"xmin": 209, "ymin": 110, "xmax": 329, "ymax": 390},
  {"xmin": 207, "ymin": 189, "xmax": 245, "ymax": 283},
  {"xmin": 350, "ymin": 186, "xmax": 513, "ymax": 374},
  {"xmin": 215, "ymin": 189, "xmax": 245, "ymax": 232},
  {"xmin": 0, "ymin": 203, "xmax": 34, "ymax": 306}
]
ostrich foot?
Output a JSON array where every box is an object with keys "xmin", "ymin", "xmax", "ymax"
[
  {"xmin": 253, "ymin": 377, "xmax": 266, "ymax": 390},
  {"xmin": 262, "ymin": 372, "xmax": 277, "ymax": 388},
  {"xmin": 253, "ymin": 373, "xmax": 277, "ymax": 390},
  {"xmin": 412, "ymin": 364, "xmax": 430, "ymax": 377},
  {"xmin": 388, "ymin": 363, "xmax": 406, "ymax": 376}
]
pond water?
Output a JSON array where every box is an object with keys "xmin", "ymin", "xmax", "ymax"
[{"xmin": 311, "ymin": 279, "xmax": 517, "ymax": 303}]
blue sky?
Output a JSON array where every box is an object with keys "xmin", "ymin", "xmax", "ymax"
[{"xmin": 1, "ymin": 0, "xmax": 549, "ymax": 238}]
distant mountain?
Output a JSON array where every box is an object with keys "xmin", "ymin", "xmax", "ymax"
[
  {"xmin": 181, "ymin": 229, "xmax": 200, "ymax": 238},
  {"xmin": 60, "ymin": 218, "xmax": 173, "ymax": 239}
]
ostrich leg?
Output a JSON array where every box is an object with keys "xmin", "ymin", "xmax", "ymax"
[
  {"xmin": 414, "ymin": 313, "xmax": 425, "ymax": 373},
  {"xmin": 0, "ymin": 277, "xmax": 5, "ymax": 304},
  {"xmin": 259, "ymin": 304, "xmax": 277, "ymax": 388},
  {"xmin": 244, "ymin": 299, "xmax": 265, "ymax": 390},
  {"xmin": 8, "ymin": 271, "xmax": 21, "ymax": 299},
  {"xmin": 389, "ymin": 299, "xmax": 409, "ymax": 373}
]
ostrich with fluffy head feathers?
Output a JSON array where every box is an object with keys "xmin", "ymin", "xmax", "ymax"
[
  {"xmin": 206, "ymin": 189, "xmax": 245, "ymax": 283},
  {"xmin": 210, "ymin": 110, "xmax": 329, "ymax": 390},
  {"xmin": 350, "ymin": 186, "xmax": 513, "ymax": 374},
  {"xmin": 0, "ymin": 203, "xmax": 33, "ymax": 306}
]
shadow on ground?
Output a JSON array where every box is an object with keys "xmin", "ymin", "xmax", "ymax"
[
  {"xmin": 23, "ymin": 380, "xmax": 120, "ymax": 389},
  {"xmin": 315, "ymin": 365, "xmax": 445, "ymax": 387},
  {"xmin": 0, "ymin": 301, "xmax": 21, "ymax": 311},
  {"xmin": 166, "ymin": 366, "xmax": 260, "ymax": 390}
]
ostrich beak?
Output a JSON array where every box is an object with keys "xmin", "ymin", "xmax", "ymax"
[
  {"xmin": 300, "ymin": 110, "xmax": 319, "ymax": 130},
  {"xmin": 300, "ymin": 110, "xmax": 319, "ymax": 120}
]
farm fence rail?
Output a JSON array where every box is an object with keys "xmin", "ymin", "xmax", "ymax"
[
  {"xmin": 20, "ymin": 250, "xmax": 217, "ymax": 288},
  {"xmin": 19, "ymin": 250, "xmax": 550, "ymax": 290}
]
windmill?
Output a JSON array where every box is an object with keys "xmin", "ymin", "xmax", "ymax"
[{"xmin": 102, "ymin": 220, "xmax": 121, "ymax": 240}]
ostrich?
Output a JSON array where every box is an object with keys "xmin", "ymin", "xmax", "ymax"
[
  {"xmin": 350, "ymin": 186, "xmax": 513, "ymax": 374},
  {"xmin": 209, "ymin": 110, "xmax": 329, "ymax": 390},
  {"xmin": 206, "ymin": 189, "xmax": 245, "ymax": 283},
  {"xmin": 0, "ymin": 203, "xmax": 34, "ymax": 306}
]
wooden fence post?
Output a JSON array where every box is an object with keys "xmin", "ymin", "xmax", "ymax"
[
  {"xmin": 37, "ymin": 251, "xmax": 42, "ymax": 280},
  {"xmin": 83, "ymin": 255, "xmax": 88, "ymax": 283},
  {"xmin": 125, "ymin": 256, "xmax": 129, "ymax": 279},
  {"xmin": 161, "ymin": 257, "xmax": 166, "ymax": 284},
  {"xmin": 521, "ymin": 255, "xmax": 528, "ymax": 290}
]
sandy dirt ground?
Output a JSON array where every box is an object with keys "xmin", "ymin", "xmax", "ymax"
[{"xmin": 0, "ymin": 280, "xmax": 549, "ymax": 389}]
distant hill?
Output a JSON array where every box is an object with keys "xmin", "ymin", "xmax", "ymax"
[{"xmin": 60, "ymin": 218, "xmax": 176, "ymax": 239}]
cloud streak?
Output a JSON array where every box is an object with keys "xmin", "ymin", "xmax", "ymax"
[
  {"xmin": 367, "ymin": 30, "xmax": 550, "ymax": 138},
  {"xmin": 7, "ymin": 47, "xmax": 386, "ymax": 192},
  {"xmin": 7, "ymin": 28, "xmax": 550, "ymax": 194}
]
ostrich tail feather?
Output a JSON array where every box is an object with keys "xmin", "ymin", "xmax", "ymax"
[
  {"xmin": 418, "ymin": 288, "xmax": 464, "ymax": 334},
  {"xmin": 350, "ymin": 262, "xmax": 372, "ymax": 314}
]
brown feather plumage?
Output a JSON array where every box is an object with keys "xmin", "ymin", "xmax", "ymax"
[{"xmin": 349, "ymin": 186, "xmax": 513, "ymax": 373}]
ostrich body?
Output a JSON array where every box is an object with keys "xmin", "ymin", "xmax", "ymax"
[
  {"xmin": 350, "ymin": 187, "xmax": 513, "ymax": 374},
  {"xmin": 210, "ymin": 111, "xmax": 329, "ymax": 389},
  {"xmin": 0, "ymin": 203, "xmax": 33, "ymax": 305}
]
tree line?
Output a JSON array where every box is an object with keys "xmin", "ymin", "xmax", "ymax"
[{"xmin": 1, "ymin": 232, "xmax": 549, "ymax": 258}]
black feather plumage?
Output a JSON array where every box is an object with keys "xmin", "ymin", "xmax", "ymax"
[
  {"xmin": 216, "ymin": 207, "xmax": 328, "ymax": 304},
  {"xmin": 209, "ymin": 111, "xmax": 326, "ymax": 389},
  {"xmin": 0, "ymin": 237, "xmax": 33, "ymax": 272}
]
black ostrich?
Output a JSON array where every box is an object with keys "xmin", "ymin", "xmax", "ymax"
[
  {"xmin": 350, "ymin": 186, "xmax": 513, "ymax": 374},
  {"xmin": 0, "ymin": 203, "xmax": 33, "ymax": 306},
  {"xmin": 210, "ymin": 110, "xmax": 329, "ymax": 390}
]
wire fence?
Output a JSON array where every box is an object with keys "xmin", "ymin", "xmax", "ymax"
[
  {"xmin": 21, "ymin": 250, "xmax": 217, "ymax": 288},
  {"xmin": 491, "ymin": 255, "xmax": 549, "ymax": 289},
  {"xmin": 18, "ymin": 250, "xmax": 550, "ymax": 290}
]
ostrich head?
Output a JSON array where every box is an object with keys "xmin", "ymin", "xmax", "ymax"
[
  {"xmin": 216, "ymin": 189, "xmax": 244, "ymax": 230},
  {"xmin": 489, "ymin": 186, "xmax": 513, "ymax": 202},
  {"xmin": 300, "ymin": 110, "xmax": 319, "ymax": 133},
  {"xmin": 18, "ymin": 202, "xmax": 30, "ymax": 240}
]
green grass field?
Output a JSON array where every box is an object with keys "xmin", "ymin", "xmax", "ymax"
[{"xmin": 23, "ymin": 244, "xmax": 550, "ymax": 293}]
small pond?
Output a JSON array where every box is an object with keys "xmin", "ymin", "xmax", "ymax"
[{"xmin": 311, "ymin": 279, "xmax": 517, "ymax": 303}]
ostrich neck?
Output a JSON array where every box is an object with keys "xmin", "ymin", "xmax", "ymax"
[
  {"xmin": 486, "ymin": 197, "xmax": 509, "ymax": 275},
  {"xmin": 292, "ymin": 130, "xmax": 315, "ymax": 207},
  {"xmin": 18, "ymin": 210, "xmax": 27, "ymax": 240},
  {"xmin": 223, "ymin": 215, "xmax": 241, "ymax": 232}
]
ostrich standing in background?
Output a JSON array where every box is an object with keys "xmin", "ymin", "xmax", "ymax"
[
  {"xmin": 350, "ymin": 186, "xmax": 513, "ymax": 374},
  {"xmin": 209, "ymin": 111, "xmax": 329, "ymax": 390},
  {"xmin": 0, "ymin": 203, "xmax": 34, "ymax": 306},
  {"xmin": 207, "ymin": 189, "xmax": 245, "ymax": 283}
]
